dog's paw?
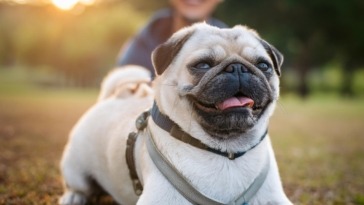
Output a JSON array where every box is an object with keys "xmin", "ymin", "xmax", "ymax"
[{"xmin": 59, "ymin": 191, "xmax": 87, "ymax": 205}]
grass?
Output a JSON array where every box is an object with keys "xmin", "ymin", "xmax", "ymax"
[
  {"xmin": 271, "ymin": 96, "xmax": 364, "ymax": 204},
  {"xmin": 0, "ymin": 69, "xmax": 364, "ymax": 204},
  {"xmin": 0, "ymin": 86, "xmax": 97, "ymax": 204}
]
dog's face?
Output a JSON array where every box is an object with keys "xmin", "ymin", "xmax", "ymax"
[{"xmin": 152, "ymin": 23, "xmax": 283, "ymax": 143}]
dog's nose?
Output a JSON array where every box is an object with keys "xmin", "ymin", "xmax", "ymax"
[{"xmin": 224, "ymin": 63, "xmax": 249, "ymax": 73}]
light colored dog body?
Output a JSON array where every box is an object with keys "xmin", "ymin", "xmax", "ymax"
[
  {"xmin": 59, "ymin": 23, "xmax": 292, "ymax": 205},
  {"xmin": 60, "ymin": 67, "xmax": 152, "ymax": 205}
]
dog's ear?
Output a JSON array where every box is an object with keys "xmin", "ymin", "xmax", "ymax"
[
  {"xmin": 259, "ymin": 39, "xmax": 284, "ymax": 76},
  {"xmin": 152, "ymin": 31, "xmax": 194, "ymax": 75}
]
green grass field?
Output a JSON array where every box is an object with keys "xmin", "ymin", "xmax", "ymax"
[{"xmin": 0, "ymin": 70, "xmax": 364, "ymax": 205}]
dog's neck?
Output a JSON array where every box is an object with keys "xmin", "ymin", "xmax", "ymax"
[{"xmin": 150, "ymin": 101, "xmax": 268, "ymax": 160}]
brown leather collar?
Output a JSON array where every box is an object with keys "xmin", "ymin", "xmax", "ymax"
[{"xmin": 150, "ymin": 102, "xmax": 268, "ymax": 160}]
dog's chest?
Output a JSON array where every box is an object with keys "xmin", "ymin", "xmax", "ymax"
[{"xmin": 156, "ymin": 140, "xmax": 265, "ymax": 202}]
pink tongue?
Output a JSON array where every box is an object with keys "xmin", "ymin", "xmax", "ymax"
[{"xmin": 217, "ymin": 97, "xmax": 254, "ymax": 110}]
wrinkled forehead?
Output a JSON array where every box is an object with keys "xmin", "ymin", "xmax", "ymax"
[{"xmin": 183, "ymin": 26, "xmax": 268, "ymax": 62}]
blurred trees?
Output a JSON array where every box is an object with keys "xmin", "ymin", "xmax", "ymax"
[
  {"xmin": 0, "ymin": 1, "xmax": 147, "ymax": 86},
  {"xmin": 0, "ymin": 0, "xmax": 363, "ymax": 96},
  {"xmin": 216, "ymin": 0, "xmax": 364, "ymax": 97}
]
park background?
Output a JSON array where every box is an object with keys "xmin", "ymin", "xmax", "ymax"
[{"xmin": 0, "ymin": 0, "xmax": 363, "ymax": 204}]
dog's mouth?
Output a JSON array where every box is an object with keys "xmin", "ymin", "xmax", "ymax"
[
  {"xmin": 216, "ymin": 96, "xmax": 254, "ymax": 110},
  {"xmin": 190, "ymin": 92, "xmax": 265, "ymax": 114},
  {"xmin": 188, "ymin": 92, "xmax": 267, "ymax": 139}
]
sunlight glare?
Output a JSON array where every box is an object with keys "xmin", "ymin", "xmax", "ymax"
[
  {"xmin": 51, "ymin": 0, "xmax": 95, "ymax": 10},
  {"xmin": 51, "ymin": 0, "xmax": 79, "ymax": 10}
]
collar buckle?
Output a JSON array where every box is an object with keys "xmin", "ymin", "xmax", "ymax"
[{"xmin": 228, "ymin": 152, "xmax": 235, "ymax": 160}]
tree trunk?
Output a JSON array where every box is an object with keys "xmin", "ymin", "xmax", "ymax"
[
  {"xmin": 295, "ymin": 45, "xmax": 311, "ymax": 98},
  {"xmin": 340, "ymin": 62, "xmax": 355, "ymax": 97}
]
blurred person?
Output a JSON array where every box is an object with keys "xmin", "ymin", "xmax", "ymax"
[{"xmin": 117, "ymin": 0, "xmax": 227, "ymax": 78}]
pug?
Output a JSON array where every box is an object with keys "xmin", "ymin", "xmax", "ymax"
[{"xmin": 59, "ymin": 23, "xmax": 292, "ymax": 205}]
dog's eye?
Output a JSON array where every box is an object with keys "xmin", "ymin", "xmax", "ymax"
[
  {"xmin": 257, "ymin": 62, "xmax": 271, "ymax": 72},
  {"xmin": 195, "ymin": 62, "xmax": 211, "ymax": 70}
]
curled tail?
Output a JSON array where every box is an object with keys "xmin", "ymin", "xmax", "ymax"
[{"xmin": 98, "ymin": 65, "xmax": 153, "ymax": 101}]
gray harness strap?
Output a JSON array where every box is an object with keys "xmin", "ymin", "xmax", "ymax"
[
  {"xmin": 146, "ymin": 128, "xmax": 270, "ymax": 205},
  {"xmin": 231, "ymin": 154, "xmax": 271, "ymax": 205}
]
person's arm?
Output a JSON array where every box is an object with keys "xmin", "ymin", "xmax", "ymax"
[
  {"xmin": 116, "ymin": 36, "xmax": 155, "ymax": 75},
  {"xmin": 116, "ymin": 9, "xmax": 176, "ymax": 79}
]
